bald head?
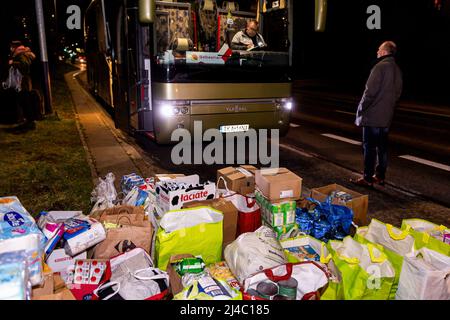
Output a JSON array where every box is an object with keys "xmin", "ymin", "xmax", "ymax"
[
  {"xmin": 377, "ymin": 41, "xmax": 397, "ymax": 58},
  {"xmin": 246, "ymin": 20, "xmax": 259, "ymax": 37}
]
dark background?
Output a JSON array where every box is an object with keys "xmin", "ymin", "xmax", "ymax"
[{"xmin": 1, "ymin": 0, "xmax": 449, "ymax": 104}]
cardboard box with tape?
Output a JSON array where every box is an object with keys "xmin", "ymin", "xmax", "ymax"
[
  {"xmin": 255, "ymin": 168, "xmax": 302, "ymax": 201},
  {"xmin": 217, "ymin": 166, "xmax": 257, "ymax": 195}
]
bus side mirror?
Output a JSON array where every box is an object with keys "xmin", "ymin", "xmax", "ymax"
[
  {"xmin": 315, "ymin": 0, "xmax": 328, "ymax": 32},
  {"xmin": 139, "ymin": 0, "xmax": 156, "ymax": 23}
]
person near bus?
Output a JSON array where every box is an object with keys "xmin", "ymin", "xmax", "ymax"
[
  {"xmin": 351, "ymin": 41, "xmax": 403, "ymax": 187},
  {"xmin": 231, "ymin": 19, "xmax": 267, "ymax": 50},
  {"xmin": 8, "ymin": 40, "xmax": 37, "ymax": 129}
]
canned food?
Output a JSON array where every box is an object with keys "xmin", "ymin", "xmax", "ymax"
[
  {"xmin": 256, "ymin": 280, "xmax": 278, "ymax": 299},
  {"xmin": 278, "ymin": 277, "xmax": 298, "ymax": 300}
]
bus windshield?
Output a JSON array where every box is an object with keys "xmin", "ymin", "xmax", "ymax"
[{"xmin": 152, "ymin": 0, "xmax": 292, "ymax": 83}]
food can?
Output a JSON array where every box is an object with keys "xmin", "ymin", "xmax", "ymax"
[
  {"xmin": 256, "ymin": 281, "xmax": 279, "ymax": 299},
  {"xmin": 277, "ymin": 277, "xmax": 298, "ymax": 300}
]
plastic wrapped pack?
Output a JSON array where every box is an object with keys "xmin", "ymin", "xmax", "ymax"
[
  {"xmin": 0, "ymin": 251, "xmax": 31, "ymax": 300},
  {"xmin": 174, "ymin": 275, "xmax": 242, "ymax": 300},
  {"xmin": 90, "ymin": 173, "xmax": 118, "ymax": 213}
]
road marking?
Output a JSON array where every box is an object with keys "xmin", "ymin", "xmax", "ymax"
[
  {"xmin": 399, "ymin": 155, "xmax": 450, "ymax": 172},
  {"xmin": 321, "ymin": 133, "xmax": 362, "ymax": 146},
  {"xmin": 279, "ymin": 144, "xmax": 313, "ymax": 158},
  {"xmin": 398, "ymin": 108, "xmax": 450, "ymax": 119},
  {"xmin": 335, "ymin": 110, "xmax": 355, "ymax": 116},
  {"xmin": 290, "ymin": 123, "xmax": 301, "ymax": 128}
]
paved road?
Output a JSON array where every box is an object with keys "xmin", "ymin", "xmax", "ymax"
[{"xmin": 75, "ymin": 71, "xmax": 450, "ymax": 227}]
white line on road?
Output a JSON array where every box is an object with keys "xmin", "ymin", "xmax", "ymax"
[
  {"xmin": 290, "ymin": 123, "xmax": 301, "ymax": 128},
  {"xmin": 321, "ymin": 133, "xmax": 362, "ymax": 146},
  {"xmin": 335, "ymin": 110, "xmax": 355, "ymax": 116},
  {"xmin": 279, "ymin": 144, "xmax": 313, "ymax": 158},
  {"xmin": 398, "ymin": 155, "xmax": 450, "ymax": 172},
  {"xmin": 398, "ymin": 108, "xmax": 450, "ymax": 119}
]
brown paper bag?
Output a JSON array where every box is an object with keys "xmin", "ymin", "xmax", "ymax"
[{"xmin": 91, "ymin": 206, "xmax": 154, "ymax": 259}]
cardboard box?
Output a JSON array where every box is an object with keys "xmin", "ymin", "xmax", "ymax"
[
  {"xmin": 155, "ymin": 175, "xmax": 216, "ymax": 213},
  {"xmin": 46, "ymin": 249, "xmax": 87, "ymax": 277},
  {"xmin": 255, "ymin": 168, "xmax": 302, "ymax": 201},
  {"xmin": 155, "ymin": 174, "xmax": 186, "ymax": 183},
  {"xmin": 183, "ymin": 198, "xmax": 239, "ymax": 249},
  {"xmin": 255, "ymin": 190, "xmax": 296, "ymax": 228},
  {"xmin": 310, "ymin": 183, "xmax": 368, "ymax": 226},
  {"xmin": 31, "ymin": 270, "xmax": 54, "ymax": 298},
  {"xmin": 33, "ymin": 288, "xmax": 76, "ymax": 300},
  {"xmin": 217, "ymin": 166, "xmax": 257, "ymax": 195},
  {"xmin": 166, "ymin": 254, "xmax": 196, "ymax": 296}
]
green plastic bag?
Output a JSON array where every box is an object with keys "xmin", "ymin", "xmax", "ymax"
[
  {"xmin": 279, "ymin": 236, "xmax": 343, "ymax": 300},
  {"xmin": 354, "ymin": 225, "xmax": 404, "ymax": 300},
  {"xmin": 327, "ymin": 236, "xmax": 396, "ymax": 300},
  {"xmin": 401, "ymin": 219, "xmax": 449, "ymax": 256},
  {"xmin": 155, "ymin": 206, "xmax": 223, "ymax": 271}
]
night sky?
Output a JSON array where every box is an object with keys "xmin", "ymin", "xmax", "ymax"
[{"xmin": 1, "ymin": 0, "xmax": 449, "ymax": 104}]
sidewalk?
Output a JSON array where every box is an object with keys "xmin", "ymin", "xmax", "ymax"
[{"xmin": 65, "ymin": 71, "xmax": 159, "ymax": 189}]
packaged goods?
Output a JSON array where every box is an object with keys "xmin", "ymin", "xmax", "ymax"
[
  {"xmin": 207, "ymin": 261, "xmax": 240, "ymax": 290},
  {"xmin": 255, "ymin": 168, "xmax": 302, "ymax": 201},
  {"xmin": 73, "ymin": 260, "xmax": 108, "ymax": 285},
  {"xmin": 155, "ymin": 175, "xmax": 216, "ymax": 213},
  {"xmin": 175, "ymin": 257, "xmax": 206, "ymax": 276},
  {"xmin": 284, "ymin": 245, "xmax": 320, "ymax": 262},
  {"xmin": 256, "ymin": 190, "xmax": 296, "ymax": 228},
  {"xmin": 0, "ymin": 251, "xmax": 30, "ymax": 300},
  {"xmin": 0, "ymin": 196, "xmax": 46, "ymax": 248},
  {"xmin": 401, "ymin": 219, "xmax": 450, "ymax": 256},
  {"xmin": 120, "ymin": 173, "xmax": 146, "ymax": 195},
  {"xmin": 174, "ymin": 275, "xmax": 242, "ymax": 300},
  {"xmin": 311, "ymin": 184, "xmax": 367, "ymax": 226},
  {"xmin": 217, "ymin": 166, "xmax": 257, "ymax": 195},
  {"xmin": 224, "ymin": 226, "xmax": 287, "ymax": 283},
  {"xmin": 63, "ymin": 215, "xmax": 107, "ymax": 256},
  {"xmin": 46, "ymin": 249, "xmax": 87, "ymax": 283},
  {"xmin": 155, "ymin": 207, "xmax": 223, "ymax": 270},
  {"xmin": 90, "ymin": 173, "xmax": 118, "ymax": 213},
  {"xmin": 242, "ymin": 262, "xmax": 329, "ymax": 300}
]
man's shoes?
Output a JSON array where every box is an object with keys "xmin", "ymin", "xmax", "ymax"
[
  {"xmin": 350, "ymin": 177, "xmax": 374, "ymax": 188},
  {"xmin": 372, "ymin": 175, "xmax": 385, "ymax": 186}
]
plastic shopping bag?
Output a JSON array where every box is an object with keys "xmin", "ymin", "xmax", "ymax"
[
  {"xmin": 401, "ymin": 219, "xmax": 449, "ymax": 256},
  {"xmin": 328, "ymin": 237, "xmax": 396, "ymax": 300},
  {"xmin": 396, "ymin": 247, "xmax": 450, "ymax": 300},
  {"xmin": 242, "ymin": 262, "xmax": 330, "ymax": 300},
  {"xmin": 2, "ymin": 66, "xmax": 22, "ymax": 92},
  {"xmin": 90, "ymin": 173, "xmax": 118, "ymax": 214},
  {"xmin": 155, "ymin": 207, "xmax": 223, "ymax": 271},
  {"xmin": 224, "ymin": 226, "xmax": 287, "ymax": 283}
]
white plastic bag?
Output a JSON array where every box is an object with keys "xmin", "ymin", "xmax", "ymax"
[
  {"xmin": 224, "ymin": 226, "xmax": 287, "ymax": 283},
  {"xmin": 2, "ymin": 66, "xmax": 22, "ymax": 92},
  {"xmin": 90, "ymin": 173, "xmax": 118, "ymax": 214},
  {"xmin": 159, "ymin": 207, "xmax": 223, "ymax": 233},
  {"xmin": 396, "ymin": 247, "xmax": 450, "ymax": 300}
]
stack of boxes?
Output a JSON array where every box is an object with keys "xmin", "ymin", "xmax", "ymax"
[{"xmin": 254, "ymin": 168, "xmax": 303, "ymax": 239}]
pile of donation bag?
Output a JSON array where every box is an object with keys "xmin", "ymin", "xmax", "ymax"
[{"xmin": 0, "ymin": 167, "xmax": 448, "ymax": 300}]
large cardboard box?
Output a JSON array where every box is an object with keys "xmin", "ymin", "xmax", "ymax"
[
  {"xmin": 31, "ymin": 269, "xmax": 54, "ymax": 298},
  {"xmin": 32, "ymin": 273, "xmax": 75, "ymax": 300},
  {"xmin": 155, "ymin": 175, "xmax": 216, "ymax": 213},
  {"xmin": 183, "ymin": 198, "xmax": 238, "ymax": 249},
  {"xmin": 217, "ymin": 166, "xmax": 257, "ymax": 195},
  {"xmin": 166, "ymin": 254, "xmax": 196, "ymax": 296},
  {"xmin": 255, "ymin": 168, "xmax": 302, "ymax": 201},
  {"xmin": 310, "ymin": 183, "xmax": 368, "ymax": 226}
]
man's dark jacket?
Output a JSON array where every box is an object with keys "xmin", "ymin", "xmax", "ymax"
[{"xmin": 355, "ymin": 55, "xmax": 403, "ymax": 128}]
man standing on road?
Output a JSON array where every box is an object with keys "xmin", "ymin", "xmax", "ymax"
[{"xmin": 351, "ymin": 41, "xmax": 403, "ymax": 187}]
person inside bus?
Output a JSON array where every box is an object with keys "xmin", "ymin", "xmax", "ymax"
[{"xmin": 231, "ymin": 19, "xmax": 267, "ymax": 51}]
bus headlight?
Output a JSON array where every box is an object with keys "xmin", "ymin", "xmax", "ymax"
[
  {"xmin": 160, "ymin": 103, "xmax": 175, "ymax": 118},
  {"xmin": 283, "ymin": 100, "xmax": 293, "ymax": 111}
]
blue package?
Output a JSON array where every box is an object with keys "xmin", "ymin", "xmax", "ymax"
[
  {"xmin": 63, "ymin": 218, "xmax": 91, "ymax": 240},
  {"xmin": 0, "ymin": 251, "xmax": 30, "ymax": 300},
  {"xmin": 0, "ymin": 196, "xmax": 46, "ymax": 250},
  {"xmin": 295, "ymin": 208, "xmax": 314, "ymax": 235},
  {"xmin": 312, "ymin": 219, "xmax": 332, "ymax": 242}
]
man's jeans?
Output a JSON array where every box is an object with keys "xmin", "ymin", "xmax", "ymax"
[{"xmin": 362, "ymin": 127, "xmax": 389, "ymax": 182}]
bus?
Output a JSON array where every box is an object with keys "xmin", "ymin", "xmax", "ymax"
[{"xmin": 85, "ymin": 0, "xmax": 326, "ymax": 144}]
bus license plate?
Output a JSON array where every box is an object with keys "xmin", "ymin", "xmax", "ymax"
[{"xmin": 220, "ymin": 124, "xmax": 250, "ymax": 133}]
